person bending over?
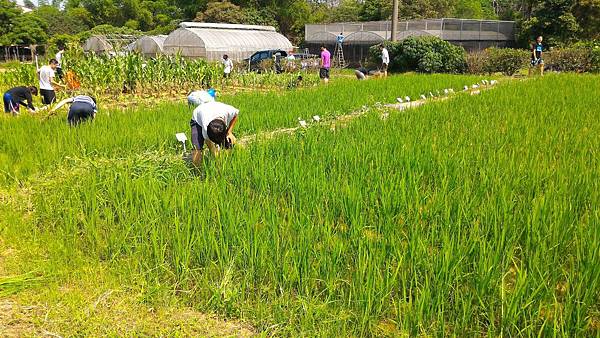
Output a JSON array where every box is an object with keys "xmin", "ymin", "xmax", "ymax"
[
  {"xmin": 51, "ymin": 95, "xmax": 98, "ymax": 126},
  {"xmin": 3, "ymin": 86, "xmax": 38, "ymax": 115},
  {"xmin": 187, "ymin": 90, "xmax": 239, "ymax": 166}
]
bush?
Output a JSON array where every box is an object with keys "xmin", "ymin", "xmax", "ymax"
[
  {"xmin": 418, "ymin": 51, "xmax": 443, "ymax": 73},
  {"xmin": 465, "ymin": 51, "xmax": 489, "ymax": 74},
  {"xmin": 481, "ymin": 48, "xmax": 529, "ymax": 76},
  {"xmin": 546, "ymin": 48, "xmax": 590, "ymax": 72},
  {"xmin": 591, "ymin": 47, "xmax": 600, "ymax": 73},
  {"xmin": 369, "ymin": 36, "xmax": 467, "ymax": 74},
  {"xmin": 545, "ymin": 41, "xmax": 600, "ymax": 73}
]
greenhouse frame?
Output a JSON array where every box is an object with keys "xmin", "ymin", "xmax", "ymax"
[
  {"xmin": 129, "ymin": 35, "xmax": 168, "ymax": 57},
  {"xmin": 163, "ymin": 22, "xmax": 293, "ymax": 61},
  {"xmin": 83, "ymin": 35, "xmax": 139, "ymax": 54},
  {"xmin": 305, "ymin": 19, "xmax": 516, "ymax": 64}
]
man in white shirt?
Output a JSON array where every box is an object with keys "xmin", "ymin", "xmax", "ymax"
[
  {"xmin": 55, "ymin": 46, "xmax": 65, "ymax": 80},
  {"xmin": 222, "ymin": 54, "xmax": 233, "ymax": 78},
  {"xmin": 38, "ymin": 59, "xmax": 65, "ymax": 105},
  {"xmin": 188, "ymin": 90, "xmax": 239, "ymax": 166},
  {"xmin": 380, "ymin": 45, "xmax": 390, "ymax": 77}
]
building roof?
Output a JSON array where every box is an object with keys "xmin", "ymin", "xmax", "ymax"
[{"xmin": 163, "ymin": 22, "xmax": 293, "ymax": 61}]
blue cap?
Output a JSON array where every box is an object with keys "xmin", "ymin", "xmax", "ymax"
[{"xmin": 207, "ymin": 88, "xmax": 217, "ymax": 98}]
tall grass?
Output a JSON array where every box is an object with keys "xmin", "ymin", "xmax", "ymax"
[
  {"xmin": 0, "ymin": 74, "xmax": 486, "ymax": 182},
  {"xmin": 2, "ymin": 74, "xmax": 599, "ymax": 335}
]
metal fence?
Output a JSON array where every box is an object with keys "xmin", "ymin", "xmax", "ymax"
[{"xmin": 305, "ymin": 18, "xmax": 516, "ymax": 64}]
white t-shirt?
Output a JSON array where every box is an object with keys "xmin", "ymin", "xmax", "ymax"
[
  {"xmin": 55, "ymin": 51, "xmax": 63, "ymax": 66},
  {"xmin": 382, "ymin": 48, "xmax": 390, "ymax": 65},
  {"xmin": 223, "ymin": 59, "xmax": 233, "ymax": 74},
  {"xmin": 192, "ymin": 102, "xmax": 239, "ymax": 140},
  {"xmin": 39, "ymin": 65, "xmax": 55, "ymax": 91}
]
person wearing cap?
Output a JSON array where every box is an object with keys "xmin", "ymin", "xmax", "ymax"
[
  {"xmin": 50, "ymin": 94, "xmax": 98, "ymax": 126},
  {"xmin": 187, "ymin": 90, "xmax": 239, "ymax": 166}
]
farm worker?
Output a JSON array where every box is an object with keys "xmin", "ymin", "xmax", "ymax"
[
  {"xmin": 529, "ymin": 36, "xmax": 544, "ymax": 77},
  {"xmin": 380, "ymin": 45, "xmax": 390, "ymax": 77},
  {"xmin": 320, "ymin": 46, "xmax": 331, "ymax": 83},
  {"xmin": 287, "ymin": 75, "xmax": 303, "ymax": 89},
  {"xmin": 222, "ymin": 54, "xmax": 233, "ymax": 78},
  {"xmin": 188, "ymin": 90, "xmax": 239, "ymax": 166},
  {"xmin": 38, "ymin": 59, "xmax": 65, "ymax": 105},
  {"xmin": 355, "ymin": 65, "xmax": 369, "ymax": 80},
  {"xmin": 55, "ymin": 46, "xmax": 65, "ymax": 81},
  {"xmin": 50, "ymin": 95, "xmax": 97, "ymax": 126},
  {"xmin": 3, "ymin": 86, "xmax": 38, "ymax": 115}
]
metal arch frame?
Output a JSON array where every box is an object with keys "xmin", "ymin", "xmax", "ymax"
[
  {"xmin": 343, "ymin": 31, "xmax": 385, "ymax": 44},
  {"xmin": 396, "ymin": 30, "xmax": 435, "ymax": 40},
  {"xmin": 305, "ymin": 32, "xmax": 338, "ymax": 44}
]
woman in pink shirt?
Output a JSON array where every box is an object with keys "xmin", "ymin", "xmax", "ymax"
[{"xmin": 320, "ymin": 46, "xmax": 331, "ymax": 83}]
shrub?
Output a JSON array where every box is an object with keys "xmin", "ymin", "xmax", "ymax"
[
  {"xmin": 481, "ymin": 48, "xmax": 529, "ymax": 76},
  {"xmin": 546, "ymin": 48, "xmax": 591, "ymax": 72},
  {"xmin": 418, "ymin": 51, "xmax": 443, "ymax": 73},
  {"xmin": 591, "ymin": 47, "xmax": 600, "ymax": 73},
  {"xmin": 369, "ymin": 36, "xmax": 467, "ymax": 74},
  {"xmin": 466, "ymin": 51, "xmax": 489, "ymax": 74}
]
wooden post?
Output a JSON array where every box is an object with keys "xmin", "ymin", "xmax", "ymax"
[{"xmin": 391, "ymin": 0, "xmax": 399, "ymax": 41}]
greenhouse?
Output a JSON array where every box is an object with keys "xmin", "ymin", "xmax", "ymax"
[
  {"xmin": 163, "ymin": 22, "xmax": 293, "ymax": 61},
  {"xmin": 129, "ymin": 35, "xmax": 168, "ymax": 57},
  {"xmin": 305, "ymin": 19, "xmax": 516, "ymax": 64},
  {"xmin": 83, "ymin": 35, "xmax": 138, "ymax": 54}
]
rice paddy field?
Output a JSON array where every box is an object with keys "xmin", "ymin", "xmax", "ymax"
[{"xmin": 1, "ymin": 73, "xmax": 599, "ymax": 336}]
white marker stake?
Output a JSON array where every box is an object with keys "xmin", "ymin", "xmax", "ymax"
[
  {"xmin": 299, "ymin": 120, "xmax": 307, "ymax": 128},
  {"xmin": 405, "ymin": 96, "xmax": 411, "ymax": 102},
  {"xmin": 312, "ymin": 115, "xmax": 321, "ymax": 122},
  {"xmin": 176, "ymin": 133, "xmax": 188, "ymax": 153},
  {"xmin": 420, "ymin": 94, "xmax": 426, "ymax": 100},
  {"xmin": 396, "ymin": 97, "xmax": 403, "ymax": 103}
]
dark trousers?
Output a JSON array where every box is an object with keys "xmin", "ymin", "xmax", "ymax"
[
  {"xmin": 3, "ymin": 92, "xmax": 16, "ymax": 113},
  {"xmin": 190, "ymin": 119, "xmax": 205, "ymax": 150},
  {"xmin": 68, "ymin": 102, "xmax": 94, "ymax": 126},
  {"xmin": 40, "ymin": 89, "xmax": 56, "ymax": 105},
  {"xmin": 56, "ymin": 67, "xmax": 64, "ymax": 80}
]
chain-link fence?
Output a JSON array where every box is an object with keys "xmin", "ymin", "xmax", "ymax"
[{"xmin": 305, "ymin": 19, "xmax": 516, "ymax": 65}]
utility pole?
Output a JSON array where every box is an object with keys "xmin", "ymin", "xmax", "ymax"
[{"xmin": 391, "ymin": 0, "xmax": 399, "ymax": 41}]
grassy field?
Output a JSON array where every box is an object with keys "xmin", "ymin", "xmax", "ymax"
[{"xmin": 1, "ymin": 74, "xmax": 599, "ymax": 336}]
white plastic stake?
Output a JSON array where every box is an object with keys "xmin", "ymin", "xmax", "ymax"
[{"xmin": 176, "ymin": 133, "xmax": 188, "ymax": 153}]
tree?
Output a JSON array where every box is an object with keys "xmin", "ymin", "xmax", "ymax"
[
  {"xmin": 8, "ymin": 13, "xmax": 48, "ymax": 44},
  {"xmin": 0, "ymin": 0, "xmax": 21, "ymax": 44},
  {"xmin": 326, "ymin": 0, "xmax": 361, "ymax": 23},
  {"xmin": 195, "ymin": 1, "xmax": 246, "ymax": 23}
]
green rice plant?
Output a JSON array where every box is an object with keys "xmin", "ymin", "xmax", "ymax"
[
  {"xmin": 3, "ymin": 74, "xmax": 597, "ymax": 335},
  {"xmin": 0, "ymin": 74, "xmax": 488, "ymax": 183}
]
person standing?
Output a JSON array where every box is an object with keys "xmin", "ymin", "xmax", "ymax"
[
  {"xmin": 50, "ymin": 95, "xmax": 98, "ymax": 126},
  {"xmin": 320, "ymin": 46, "xmax": 331, "ymax": 83},
  {"xmin": 55, "ymin": 46, "xmax": 65, "ymax": 81},
  {"xmin": 222, "ymin": 54, "xmax": 233, "ymax": 78},
  {"xmin": 380, "ymin": 45, "xmax": 390, "ymax": 77},
  {"xmin": 3, "ymin": 86, "xmax": 38, "ymax": 115},
  {"xmin": 529, "ymin": 36, "xmax": 544, "ymax": 76},
  {"xmin": 38, "ymin": 59, "xmax": 65, "ymax": 105}
]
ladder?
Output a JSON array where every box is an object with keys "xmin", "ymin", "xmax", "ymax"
[{"xmin": 333, "ymin": 42, "xmax": 346, "ymax": 68}]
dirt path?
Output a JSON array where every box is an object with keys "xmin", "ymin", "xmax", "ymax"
[{"xmin": 237, "ymin": 81, "xmax": 499, "ymax": 147}]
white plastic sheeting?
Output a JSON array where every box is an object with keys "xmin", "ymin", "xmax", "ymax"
[
  {"xmin": 130, "ymin": 35, "xmax": 168, "ymax": 57},
  {"xmin": 163, "ymin": 22, "xmax": 293, "ymax": 61}
]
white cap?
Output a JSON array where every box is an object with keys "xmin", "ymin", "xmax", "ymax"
[{"xmin": 187, "ymin": 90, "xmax": 215, "ymax": 107}]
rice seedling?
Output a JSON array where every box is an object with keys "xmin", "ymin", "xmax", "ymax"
[{"xmin": 1, "ymin": 73, "xmax": 597, "ymax": 336}]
